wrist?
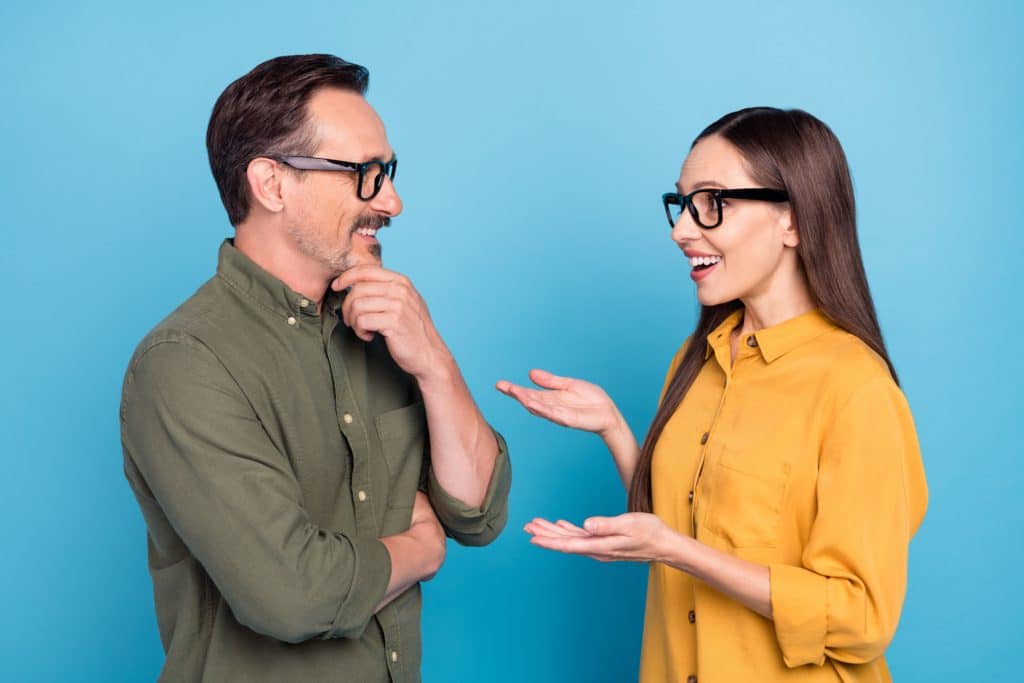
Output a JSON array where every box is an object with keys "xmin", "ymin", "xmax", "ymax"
[
  {"xmin": 413, "ymin": 348, "xmax": 458, "ymax": 393},
  {"xmin": 598, "ymin": 408, "xmax": 629, "ymax": 443},
  {"xmin": 409, "ymin": 519, "xmax": 446, "ymax": 578},
  {"xmin": 660, "ymin": 529, "xmax": 697, "ymax": 572}
]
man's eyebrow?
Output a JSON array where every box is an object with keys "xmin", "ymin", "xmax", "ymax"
[{"xmin": 360, "ymin": 151, "xmax": 395, "ymax": 163}]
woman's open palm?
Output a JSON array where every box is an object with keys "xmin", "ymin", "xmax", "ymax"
[{"xmin": 496, "ymin": 369, "xmax": 618, "ymax": 434}]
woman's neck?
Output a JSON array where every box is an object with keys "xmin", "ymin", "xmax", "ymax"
[{"xmin": 736, "ymin": 260, "xmax": 816, "ymax": 335}]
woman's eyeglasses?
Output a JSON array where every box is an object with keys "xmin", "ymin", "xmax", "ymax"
[{"xmin": 662, "ymin": 188, "xmax": 789, "ymax": 229}]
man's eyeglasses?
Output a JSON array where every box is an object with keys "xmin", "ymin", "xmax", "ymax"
[
  {"xmin": 662, "ymin": 188, "xmax": 789, "ymax": 229},
  {"xmin": 275, "ymin": 155, "xmax": 398, "ymax": 201}
]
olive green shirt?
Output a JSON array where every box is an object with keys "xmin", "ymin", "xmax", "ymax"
[{"xmin": 120, "ymin": 240, "xmax": 511, "ymax": 682}]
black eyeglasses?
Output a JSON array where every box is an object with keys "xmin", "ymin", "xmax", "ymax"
[
  {"xmin": 662, "ymin": 188, "xmax": 789, "ymax": 229},
  {"xmin": 274, "ymin": 155, "xmax": 398, "ymax": 201}
]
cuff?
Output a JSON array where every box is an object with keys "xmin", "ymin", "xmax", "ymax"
[
  {"xmin": 324, "ymin": 535, "xmax": 392, "ymax": 639},
  {"xmin": 770, "ymin": 563, "xmax": 828, "ymax": 667},
  {"xmin": 427, "ymin": 429, "xmax": 511, "ymax": 546}
]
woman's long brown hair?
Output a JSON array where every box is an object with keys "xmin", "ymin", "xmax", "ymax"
[{"xmin": 627, "ymin": 107, "xmax": 898, "ymax": 513}]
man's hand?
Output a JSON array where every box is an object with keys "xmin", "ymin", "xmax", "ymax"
[
  {"xmin": 333, "ymin": 265, "xmax": 452, "ymax": 383},
  {"xmin": 407, "ymin": 491, "xmax": 446, "ymax": 580},
  {"xmin": 376, "ymin": 493, "xmax": 447, "ymax": 613}
]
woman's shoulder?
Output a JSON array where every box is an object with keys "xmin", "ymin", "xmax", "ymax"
[{"xmin": 812, "ymin": 326, "xmax": 901, "ymax": 400}]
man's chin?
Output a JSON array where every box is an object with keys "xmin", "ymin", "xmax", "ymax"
[{"xmin": 345, "ymin": 247, "xmax": 382, "ymax": 270}]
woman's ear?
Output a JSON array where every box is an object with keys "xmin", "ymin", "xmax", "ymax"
[{"xmin": 779, "ymin": 208, "xmax": 799, "ymax": 248}]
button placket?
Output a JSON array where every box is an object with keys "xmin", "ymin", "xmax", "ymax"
[
  {"xmin": 690, "ymin": 368, "xmax": 732, "ymax": 538},
  {"xmin": 324, "ymin": 331, "xmax": 376, "ymax": 535}
]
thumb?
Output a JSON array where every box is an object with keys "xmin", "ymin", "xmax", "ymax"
[
  {"xmin": 583, "ymin": 516, "xmax": 618, "ymax": 535},
  {"xmin": 530, "ymin": 368, "xmax": 572, "ymax": 390}
]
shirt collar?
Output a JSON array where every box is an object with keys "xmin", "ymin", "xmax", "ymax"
[
  {"xmin": 705, "ymin": 307, "xmax": 836, "ymax": 364},
  {"xmin": 215, "ymin": 239, "xmax": 327, "ymax": 317}
]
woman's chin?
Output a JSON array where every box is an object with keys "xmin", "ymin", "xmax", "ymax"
[{"xmin": 696, "ymin": 287, "xmax": 728, "ymax": 307}]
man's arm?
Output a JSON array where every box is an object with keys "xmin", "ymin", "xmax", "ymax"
[
  {"xmin": 376, "ymin": 491, "xmax": 445, "ymax": 612},
  {"xmin": 334, "ymin": 266, "xmax": 511, "ymax": 544},
  {"xmin": 121, "ymin": 337, "xmax": 441, "ymax": 642}
]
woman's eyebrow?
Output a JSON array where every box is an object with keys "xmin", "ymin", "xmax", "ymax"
[{"xmin": 676, "ymin": 179, "xmax": 727, "ymax": 192}]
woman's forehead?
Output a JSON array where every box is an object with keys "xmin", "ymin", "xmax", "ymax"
[{"xmin": 678, "ymin": 135, "xmax": 755, "ymax": 191}]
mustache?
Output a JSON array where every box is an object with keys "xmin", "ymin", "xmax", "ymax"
[{"xmin": 351, "ymin": 214, "xmax": 390, "ymax": 232}]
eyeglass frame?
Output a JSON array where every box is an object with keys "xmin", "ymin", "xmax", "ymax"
[
  {"xmin": 273, "ymin": 155, "xmax": 398, "ymax": 201},
  {"xmin": 661, "ymin": 187, "xmax": 789, "ymax": 229}
]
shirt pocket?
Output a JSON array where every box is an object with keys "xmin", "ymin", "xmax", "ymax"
[
  {"xmin": 374, "ymin": 401, "xmax": 427, "ymax": 512},
  {"xmin": 704, "ymin": 444, "xmax": 790, "ymax": 548}
]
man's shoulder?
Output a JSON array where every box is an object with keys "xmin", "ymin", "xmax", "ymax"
[{"xmin": 127, "ymin": 275, "xmax": 231, "ymax": 375}]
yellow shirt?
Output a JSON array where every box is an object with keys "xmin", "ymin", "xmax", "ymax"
[{"xmin": 639, "ymin": 308, "xmax": 927, "ymax": 683}]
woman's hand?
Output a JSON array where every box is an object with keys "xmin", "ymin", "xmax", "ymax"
[
  {"xmin": 523, "ymin": 513, "xmax": 677, "ymax": 564},
  {"xmin": 496, "ymin": 369, "xmax": 622, "ymax": 436},
  {"xmin": 524, "ymin": 513, "xmax": 773, "ymax": 618}
]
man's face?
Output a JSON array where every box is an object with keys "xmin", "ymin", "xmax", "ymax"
[{"xmin": 283, "ymin": 88, "xmax": 402, "ymax": 276}]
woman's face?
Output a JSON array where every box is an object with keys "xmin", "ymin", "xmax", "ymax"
[{"xmin": 672, "ymin": 134, "xmax": 799, "ymax": 307}]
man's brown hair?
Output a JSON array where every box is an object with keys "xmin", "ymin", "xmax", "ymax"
[{"xmin": 206, "ymin": 54, "xmax": 369, "ymax": 226}]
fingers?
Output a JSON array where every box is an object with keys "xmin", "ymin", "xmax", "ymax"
[
  {"xmin": 343, "ymin": 295, "xmax": 399, "ymax": 321},
  {"xmin": 528, "ymin": 368, "xmax": 573, "ymax": 390},
  {"xmin": 340, "ymin": 281, "xmax": 403, "ymax": 322},
  {"xmin": 494, "ymin": 383, "xmax": 560, "ymax": 419},
  {"xmin": 524, "ymin": 518, "xmax": 590, "ymax": 538},
  {"xmin": 583, "ymin": 515, "xmax": 625, "ymax": 536},
  {"xmin": 528, "ymin": 533, "xmax": 623, "ymax": 557},
  {"xmin": 494, "ymin": 380, "xmax": 523, "ymax": 396},
  {"xmin": 333, "ymin": 264, "xmax": 404, "ymax": 291},
  {"xmin": 350, "ymin": 312, "xmax": 397, "ymax": 342},
  {"xmin": 495, "ymin": 382, "xmax": 542, "ymax": 404},
  {"xmin": 555, "ymin": 519, "xmax": 589, "ymax": 535}
]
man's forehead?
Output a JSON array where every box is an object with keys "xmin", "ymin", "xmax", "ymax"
[{"xmin": 307, "ymin": 88, "xmax": 391, "ymax": 160}]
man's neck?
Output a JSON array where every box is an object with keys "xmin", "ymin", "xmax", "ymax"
[{"xmin": 234, "ymin": 223, "xmax": 331, "ymax": 311}]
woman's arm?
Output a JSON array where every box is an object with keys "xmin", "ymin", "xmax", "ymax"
[{"xmin": 496, "ymin": 369, "xmax": 639, "ymax": 488}]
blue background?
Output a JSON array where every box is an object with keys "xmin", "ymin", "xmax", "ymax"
[{"xmin": 2, "ymin": 1, "xmax": 1020, "ymax": 680}]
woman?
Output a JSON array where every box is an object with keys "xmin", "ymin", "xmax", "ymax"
[{"xmin": 496, "ymin": 107, "xmax": 928, "ymax": 682}]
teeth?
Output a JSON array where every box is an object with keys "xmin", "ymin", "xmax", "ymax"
[
  {"xmin": 690, "ymin": 255, "xmax": 722, "ymax": 267},
  {"xmin": 356, "ymin": 228, "xmax": 377, "ymax": 236}
]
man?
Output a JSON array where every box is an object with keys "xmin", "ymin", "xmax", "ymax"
[{"xmin": 120, "ymin": 54, "xmax": 511, "ymax": 682}]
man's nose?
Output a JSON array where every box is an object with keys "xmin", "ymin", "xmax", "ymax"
[{"xmin": 370, "ymin": 176, "xmax": 402, "ymax": 217}]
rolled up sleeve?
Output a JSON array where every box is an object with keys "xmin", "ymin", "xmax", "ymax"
[
  {"xmin": 426, "ymin": 429, "xmax": 511, "ymax": 547},
  {"xmin": 770, "ymin": 377, "xmax": 928, "ymax": 667},
  {"xmin": 121, "ymin": 337, "xmax": 391, "ymax": 643}
]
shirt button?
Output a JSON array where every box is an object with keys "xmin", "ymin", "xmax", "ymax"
[
  {"xmin": 342, "ymin": 413, "xmax": 353, "ymax": 424},
  {"xmin": 391, "ymin": 650, "xmax": 399, "ymax": 662},
  {"xmin": 746, "ymin": 335, "xmax": 758, "ymax": 348},
  {"xmin": 700, "ymin": 432, "xmax": 709, "ymax": 445},
  {"xmin": 299, "ymin": 298, "xmax": 310, "ymax": 307},
  {"xmin": 357, "ymin": 490, "xmax": 367, "ymax": 502},
  {"xmin": 688, "ymin": 610, "xmax": 696, "ymax": 623},
  {"xmin": 688, "ymin": 490, "xmax": 694, "ymax": 503},
  {"xmin": 287, "ymin": 316, "xmax": 297, "ymax": 326}
]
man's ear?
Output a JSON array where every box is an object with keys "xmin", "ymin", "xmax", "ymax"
[
  {"xmin": 246, "ymin": 158, "xmax": 286, "ymax": 214},
  {"xmin": 780, "ymin": 208, "xmax": 800, "ymax": 248}
]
